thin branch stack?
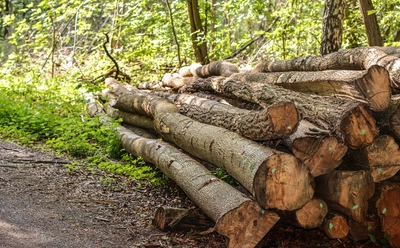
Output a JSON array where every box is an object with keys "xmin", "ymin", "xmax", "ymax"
[{"xmin": 89, "ymin": 47, "xmax": 400, "ymax": 248}]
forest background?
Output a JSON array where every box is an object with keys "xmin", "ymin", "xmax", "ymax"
[{"xmin": 0, "ymin": 0, "xmax": 399, "ymax": 183}]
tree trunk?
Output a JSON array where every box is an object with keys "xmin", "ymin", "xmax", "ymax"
[
  {"xmin": 110, "ymin": 91, "xmax": 315, "ymax": 211},
  {"xmin": 104, "ymin": 104, "xmax": 155, "ymax": 130},
  {"xmin": 342, "ymin": 135, "xmax": 400, "ymax": 182},
  {"xmin": 160, "ymin": 92, "xmax": 299, "ymax": 140},
  {"xmin": 232, "ymin": 65, "xmax": 391, "ymax": 112},
  {"xmin": 314, "ymin": 170, "xmax": 375, "ymax": 222},
  {"xmin": 254, "ymin": 47, "xmax": 400, "ymax": 92},
  {"xmin": 193, "ymin": 61, "xmax": 239, "ymax": 77},
  {"xmin": 286, "ymin": 198, "xmax": 329, "ymax": 229},
  {"xmin": 321, "ymin": 212, "xmax": 349, "ymax": 239},
  {"xmin": 376, "ymin": 185, "xmax": 400, "ymax": 248},
  {"xmin": 186, "ymin": 0, "xmax": 209, "ymax": 64},
  {"xmin": 283, "ymin": 120, "xmax": 348, "ymax": 177},
  {"xmin": 87, "ymin": 101, "xmax": 280, "ymax": 248},
  {"xmin": 181, "ymin": 77, "xmax": 379, "ymax": 149},
  {"xmin": 320, "ymin": 0, "xmax": 345, "ymax": 55},
  {"xmin": 358, "ymin": 0, "xmax": 383, "ymax": 46}
]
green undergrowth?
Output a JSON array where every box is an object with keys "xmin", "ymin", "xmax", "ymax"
[{"xmin": 0, "ymin": 66, "xmax": 166, "ymax": 186}]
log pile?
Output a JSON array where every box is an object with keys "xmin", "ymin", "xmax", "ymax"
[{"xmin": 89, "ymin": 47, "xmax": 400, "ymax": 248}]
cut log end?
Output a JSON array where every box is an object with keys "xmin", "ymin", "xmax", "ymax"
[
  {"xmin": 268, "ymin": 101, "xmax": 299, "ymax": 136},
  {"xmin": 376, "ymin": 186, "xmax": 400, "ymax": 248},
  {"xmin": 215, "ymin": 201, "xmax": 280, "ymax": 248},
  {"xmin": 253, "ymin": 153, "xmax": 315, "ymax": 211},
  {"xmin": 341, "ymin": 104, "xmax": 378, "ymax": 149},
  {"xmin": 294, "ymin": 198, "xmax": 329, "ymax": 229},
  {"xmin": 292, "ymin": 136, "xmax": 348, "ymax": 177},
  {"xmin": 322, "ymin": 213, "xmax": 349, "ymax": 239},
  {"xmin": 356, "ymin": 65, "xmax": 391, "ymax": 112}
]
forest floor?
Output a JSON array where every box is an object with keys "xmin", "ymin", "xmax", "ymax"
[{"xmin": 0, "ymin": 140, "xmax": 382, "ymax": 248}]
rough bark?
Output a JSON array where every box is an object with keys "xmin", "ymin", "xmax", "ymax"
[
  {"xmin": 376, "ymin": 185, "xmax": 400, "ymax": 248},
  {"xmin": 231, "ymin": 65, "xmax": 391, "ymax": 112},
  {"xmin": 283, "ymin": 120, "xmax": 348, "ymax": 177},
  {"xmin": 180, "ymin": 77, "xmax": 379, "ymax": 149},
  {"xmin": 104, "ymin": 104, "xmax": 155, "ymax": 130},
  {"xmin": 314, "ymin": 170, "xmax": 375, "ymax": 222},
  {"xmin": 320, "ymin": 0, "xmax": 345, "ymax": 55},
  {"xmin": 358, "ymin": 0, "xmax": 383, "ymax": 46},
  {"xmin": 286, "ymin": 198, "xmax": 329, "ymax": 229},
  {"xmin": 161, "ymin": 92, "xmax": 299, "ymax": 140},
  {"xmin": 111, "ymin": 91, "xmax": 315, "ymax": 211},
  {"xmin": 87, "ymin": 102, "xmax": 280, "ymax": 248},
  {"xmin": 321, "ymin": 212, "xmax": 349, "ymax": 239},
  {"xmin": 193, "ymin": 61, "xmax": 239, "ymax": 78},
  {"xmin": 342, "ymin": 135, "xmax": 400, "ymax": 182},
  {"xmin": 254, "ymin": 47, "xmax": 400, "ymax": 92},
  {"xmin": 375, "ymin": 46, "xmax": 400, "ymax": 57},
  {"xmin": 153, "ymin": 207, "xmax": 214, "ymax": 232}
]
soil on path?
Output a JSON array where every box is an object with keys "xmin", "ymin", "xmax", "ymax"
[{"xmin": 0, "ymin": 140, "xmax": 225, "ymax": 248}]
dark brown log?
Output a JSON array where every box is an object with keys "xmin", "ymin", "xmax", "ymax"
[
  {"xmin": 162, "ymin": 92, "xmax": 299, "ymax": 140},
  {"xmin": 342, "ymin": 135, "xmax": 400, "ymax": 182},
  {"xmin": 193, "ymin": 61, "xmax": 239, "ymax": 78},
  {"xmin": 254, "ymin": 47, "xmax": 400, "ymax": 91},
  {"xmin": 321, "ymin": 212, "xmax": 349, "ymax": 239},
  {"xmin": 181, "ymin": 77, "xmax": 379, "ymax": 149},
  {"xmin": 111, "ymin": 91, "xmax": 314, "ymax": 211},
  {"xmin": 231, "ymin": 65, "xmax": 391, "ymax": 112},
  {"xmin": 153, "ymin": 207, "xmax": 214, "ymax": 232},
  {"xmin": 284, "ymin": 120, "xmax": 348, "ymax": 177},
  {"xmin": 376, "ymin": 185, "xmax": 400, "ymax": 248},
  {"xmin": 373, "ymin": 95, "xmax": 400, "ymax": 140},
  {"xmin": 87, "ymin": 102, "xmax": 280, "ymax": 248},
  {"xmin": 347, "ymin": 215, "xmax": 379, "ymax": 241},
  {"xmin": 286, "ymin": 198, "xmax": 329, "ymax": 229},
  {"xmin": 315, "ymin": 170, "xmax": 375, "ymax": 222}
]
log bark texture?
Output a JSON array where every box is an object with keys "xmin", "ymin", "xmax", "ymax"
[
  {"xmin": 254, "ymin": 47, "xmax": 400, "ymax": 92},
  {"xmin": 342, "ymin": 135, "xmax": 400, "ymax": 182},
  {"xmin": 320, "ymin": 0, "xmax": 345, "ymax": 55},
  {"xmin": 163, "ymin": 92, "xmax": 299, "ymax": 140},
  {"xmin": 87, "ymin": 102, "xmax": 280, "ymax": 248},
  {"xmin": 111, "ymin": 91, "xmax": 315, "ymax": 211},
  {"xmin": 104, "ymin": 103, "xmax": 155, "ymax": 130},
  {"xmin": 283, "ymin": 120, "xmax": 348, "ymax": 177},
  {"xmin": 231, "ymin": 65, "xmax": 391, "ymax": 112},
  {"xmin": 376, "ymin": 185, "xmax": 400, "ymax": 248},
  {"xmin": 181, "ymin": 77, "xmax": 378, "ymax": 149},
  {"xmin": 315, "ymin": 170, "xmax": 375, "ymax": 222},
  {"xmin": 193, "ymin": 61, "xmax": 239, "ymax": 77},
  {"xmin": 373, "ymin": 95, "xmax": 400, "ymax": 140}
]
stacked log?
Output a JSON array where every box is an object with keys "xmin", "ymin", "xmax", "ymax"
[{"xmin": 89, "ymin": 46, "xmax": 400, "ymax": 247}]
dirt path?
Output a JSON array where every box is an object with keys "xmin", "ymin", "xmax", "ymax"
[{"xmin": 0, "ymin": 141, "xmax": 225, "ymax": 248}]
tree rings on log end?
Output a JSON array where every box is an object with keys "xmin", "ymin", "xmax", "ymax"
[
  {"xmin": 268, "ymin": 101, "xmax": 300, "ymax": 136},
  {"xmin": 253, "ymin": 153, "xmax": 315, "ymax": 211},
  {"xmin": 341, "ymin": 104, "xmax": 378, "ymax": 149},
  {"xmin": 376, "ymin": 186, "xmax": 400, "ymax": 248},
  {"xmin": 322, "ymin": 213, "xmax": 349, "ymax": 239},
  {"xmin": 292, "ymin": 136, "xmax": 348, "ymax": 177},
  {"xmin": 355, "ymin": 65, "xmax": 391, "ymax": 112},
  {"xmin": 295, "ymin": 198, "xmax": 328, "ymax": 229},
  {"xmin": 216, "ymin": 200, "xmax": 280, "ymax": 248}
]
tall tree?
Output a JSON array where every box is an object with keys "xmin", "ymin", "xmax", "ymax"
[
  {"xmin": 320, "ymin": 0, "xmax": 345, "ymax": 55},
  {"xmin": 186, "ymin": 0, "xmax": 209, "ymax": 64},
  {"xmin": 358, "ymin": 0, "xmax": 383, "ymax": 46}
]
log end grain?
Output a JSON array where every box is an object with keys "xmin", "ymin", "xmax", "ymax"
[
  {"xmin": 376, "ymin": 186, "xmax": 400, "ymax": 248},
  {"xmin": 294, "ymin": 198, "xmax": 329, "ymax": 229},
  {"xmin": 216, "ymin": 201, "xmax": 280, "ymax": 248},
  {"xmin": 355, "ymin": 65, "xmax": 391, "ymax": 112},
  {"xmin": 322, "ymin": 213, "xmax": 349, "ymax": 239},
  {"xmin": 390, "ymin": 104, "xmax": 400, "ymax": 140},
  {"xmin": 292, "ymin": 136, "xmax": 348, "ymax": 177},
  {"xmin": 253, "ymin": 153, "xmax": 315, "ymax": 211},
  {"xmin": 268, "ymin": 101, "xmax": 300, "ymax": 136},
  {"xmin": 340, "ymin": 104, "xmax": 379, "ymax": 149}
]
